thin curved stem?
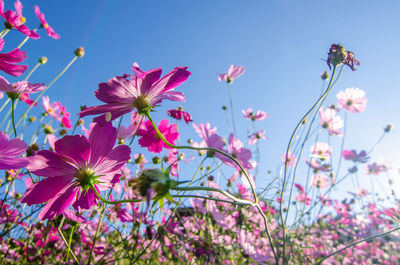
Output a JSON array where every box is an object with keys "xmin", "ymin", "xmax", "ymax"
[
  {"xmin": 0, "ymin": 98, "xmax": 10, "ymax": 113},
  {"xmin": 88, "ymin": 205, "xmax": 105, "ymax": 265},
  {"xmin": 227, "ymin": 83, "xmax": 237, "ymax": 135},
  {"xmin": 11, "ymin": 99, "xmax": 17, "ymax": 138},
  {"xmin": 65, "ymin": 224, "xmax": 76, "ymax": 263},
  {"xmin": 56, "ymin": 220, "xmax": 80, "ymax": 264},
  {"xmin": 24, "ymin": 62, "xmax": 41, "ymax": 81},
  {"xmin": 279, "ymin": 65, "xmax": 337, "ymax": 264}
]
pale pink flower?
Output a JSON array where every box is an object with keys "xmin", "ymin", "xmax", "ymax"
[
  {"xmin": 337, "ymin": 87, "xmax": 367, "ymax": 113},
  {"xmin": 312, "ymin": 174, "xmax": 330, "ymax": 189},
  {"xmin": 0, "ymin": 76, "xmax": 45, "ymax": 95},
  {"xmin": 305, "ymin": 158, "xmax": 331, "ymax": 172},
  {"xmin": 296, "ymin": 192, "xmax": 311, "ymax": 205},
  {"xmin": 117, "ymin": 124, "xmax": 136, "ymax": 144},
  {"xmin": 357, "ymin": 188, "xmax": 368, "ymax": 197},
  {"xmin": 319, "ymin": 107, "xmax": 343, "ymax": 135},
  {"xmin": 310, "ymin": 142, "xmax": 332, "ymax": 161},
  {"xmin": 281, "ymin": 151, "xmax": 296, "ymax": 167},
  {"xmin": 217, "ymin": 134, "xmax": 253, "ymax": 170},
  {"xmin": 248, "ymin": 130, "xmax": 268, "ymax": 145},
  {"xmin": 218, "ymin": 65, "xmax": 245, "ymax": 83},
  {"xmin": 242, "ymin": 108, "xmax": 269, "ymax": 121}
]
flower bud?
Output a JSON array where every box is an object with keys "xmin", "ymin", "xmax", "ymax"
[
  {"xmin": 43, "ymin": 125, "xmax": 54, "ymax": 135},
  {"xmin": 321, "ymin": 71, "xmax": 329, "ymax": 80},
  {"xmin": 152, "ymin": 156, "xmax": 161, "ymax": 164},
  {"xmin": 59, "ymin": 129, "xmax": 67, "ymax": 136},
  {"xmin": 222, "ymin": 105, "xmax": 227, "ymax": 110},
  {"xmin": 133, "ymin": 169, "xmax": 170, "ymax": 197},
  {"xmin": 39, "ymin": 56, "xmax": 48, "ymax": 64},
  {"xmin": 28, "ymin": 116, "xmax": 36, "ymax": 122},
  {"xmin": 74, "ymin": 47, "xmax": 85, "ymax": 57},
  {"xmin": 384, "ymin": 124, "xmax": 393, "ymax": 133}
]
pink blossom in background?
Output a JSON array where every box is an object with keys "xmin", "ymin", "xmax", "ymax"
[
  {"xmin": 357, "ymin": 188, "xmax": 368, "ymax": 197},
  {"xmin": 193, "ymin": 122, "xmax": 217, "ymax": 138},
  {"xmin": 0, "ymin": 76, "xmax": 45, "ymax": 95},
  {"xmin": 116, "ymin": 124, "xmax": 136, "ymax": 143},
  {"xmin": 342, "ymin": 149, "xmax": 369, "ymax": 163},
  {"xmin": 242, "ymin": 108, "xmax": 269, "ymax": 121},
  {"xmin": 137, "ymin": 119, "xmax": 179, "ymax": 153},
  {"xmin": 41, "ymin": 96, "xmax": 72, "ymax": 129},
  {"xmin": 134, "ymin": 153, "xmax": 148, "ymax": 169},
  {"xmin": 217, "ymin": 134, "xmax": 253, "ymax": 170},
  {"xmin": 0, "ymin": 0, "xmax": 40, "ymax": 39},
  {"xmin": 19, "ymin": 93, "xmax": 36, "ymax": 106},
  {"xmin": 296, "ymin": 192, "xmax": 311, "ymax": 205},
  {"xmin": 192, "ymin": 122, "xmax": 224, "ymax": 153},
  {"xmin": 337, "ymin": 87, "xmax": 367, "ymax": 113},
  {"xmin": 79, "ymin": 63, "xmax": 191, "ymax": 124},
  {"xmin": 0, "ymin": 131, "xmax": 27, "ymax": 170},
  {"xmin": 281, "ymin": 151, "xmax": 296, "ymax": 167},
  {"xmin": 312, "ymin": 174, "xmax": 330, "ymax": 189},
  {"xmin": 34, "ymin": 6, "xmax": 60, "ymax": 39},
  {"xmin": 333, "ymin": 201, "xmax": 350, "ymax": 217},
  {"xmin": 366, "ymin": 158, "xmax": 391, "ymax": 175},
  {"xmin": 319, "ymin": 107, "xmax": 343, "ymax": 135},
  {"xmin": 21, "ymin": 122, "xmax": 131, "ymax": 220},
  {"xmin": 310, "ymin": 142, "xmax": 332, "ymax": 161},
  {"xmin": 218, "ymin": 65, "xmax": 245, "ymax": 84},
  {"xmin": 305, "ymin": 158, "xmax": 331, "ymax": 172},
  {"xmin": 167, "ymin": 107, "xmax": 192, "ymax": 124},
  {"xmin": 248, "ymin": 130, "xmax": 268, "ymax": 145}
]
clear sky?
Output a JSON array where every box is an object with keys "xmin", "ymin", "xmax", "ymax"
[{"xmin": 4, "ymin": 0, "xmax": 400, "ymax": 204}]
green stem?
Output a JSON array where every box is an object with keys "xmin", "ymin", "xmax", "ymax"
[
  {"xmin": 145, "ymin": 112, "xmax": 258, "ymax": 201},
  {"xmin": 15, "ymin": 55, "xmax": 79, "ymax": 128},
  {"xmin": 65, "ymin": 224, "xmax": 75, "ymax": 263},
  {"xmin": 227, "ymin": 83, "xmax": 237, "ymax": 135},
  {"xmin": 11, "ymin": 99, "xmax": 17, "ymax": 138},
  {"xmin": 128, "ymin": 115, "xmax": 144, "ymax": 147},
  {"xmin": 90, "ymin": 185, "xmax": 142, "ymax": 204},
  {"xmin": 56, "ymin": 220, "xmax": 80, "ymax": 264},
  {"xmin": 279, "ymin": 65, "xmax": 337, "ymax": 264},
  {"xmin": 316, "ymin": 226, "xmax": 400, "ymax": 265},
  {"xmin": 88, "ymin": 206, "xmax": 105, "ymax": 265}
]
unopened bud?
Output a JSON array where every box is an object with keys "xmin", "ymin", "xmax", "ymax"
[
  {"xmin": 152, "ymin": 156, "xmax": 161, "ymax": 164},
  {"xmin": 187, "ymin": 139, "xmax": 193, "ymax": 144},
  {"xmin": 80, "ymin": 105, "xmax": 87, "ymax": 111},
  {"xmin": 222, "ymin": 105, "xmax": 227, "ymax": 110},
  {"xmin": 39, "ymin": 56, "xmax": 48, "ymax": 64},
  {"xmin": 74, "ymin": 47, "xmax": 85, "ymax": 57},
  {"xmin": 28, "ymin": 116, "xmax": 36, "ymax": 122},
  {"xmin": 43, "ymin": 125, "xmax": 54, "ymax": 135},
  {"xmin": 384, "ymin": 124, "xmax": 393, "ymax": 133},
  {"xmin": 77, "ymin": 119, "xmax": 84, "ymax": 126},
  {"xmin": 321, "ymin": 71, "xmax": 329, "ymax": 80},
  {"xmin": 59, "ymin": 129, "xmax": 67, "ymax": 136}
]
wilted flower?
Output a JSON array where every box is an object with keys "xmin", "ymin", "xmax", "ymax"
[
  {"xmin": 327, "ymin": 43, "xmax": 359, "ymax": 71},
  {"xmin": 167, "ymin": 106, "xmax": 192, "ymax": 124}
]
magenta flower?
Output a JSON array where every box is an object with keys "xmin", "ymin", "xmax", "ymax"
[
  {"xmin": 217, "ymin": 134, "xmax": 253, "ymax": 170},
  {"xmin": 337, "ymin": 87, "xmax": 367, "ymax": 113},
  {"xmin": 319, "ymin": 107, "xmax": 343, "ymax": 135},
  {"xmin": 242, "ymin": 108, "xmax": 269, "ymax": 121},
  {"xmin": 0, "ymin": 39, "xmax": 27, "ymax": 77},
  {"xmin": 34, "ymin": 6, "xmax": 60, "ymax": 39},
  {"xmin": 0, "ymin": 130, "xmax": 27, "ymax": 170},
  {"xmin": 116, "ymin": 124, "xmax": 136, "ymax": 144},
  {"xmin": 0, "ymin": 0, "xmax": 40, "ymax": 39},
  {"xmin": 79, "ymin": 63, "xmax": 191, "ymax": 124},
  {"xmin": 0, "ymin": 76, "xmax": 45, "ymax": 99},
  {"xmin": 41, "ymin": 96, "xmax": 72, "ymax": 129},
  {"xmin": 167, "ymin": 107, "xmax": 192, "ymax": 124},
  {"xmin": 342, "ymin": 149, "xmax": 369, "ymax": 163},
  {"xmin": 218, "ymin": 64, "xmax": 245, "ymax": 84},
  {"xmin": 248, "ymin": 130, "xmax": 268, "ymax": 145},
  {"xmin": 137, "ymin": 119, "xmax": 179, "ymax": 153},
  {"xmin": 19, "ymin": 93, "xmax": 36, "ymax": 106},
  {"xmin": 21, "ymin": 122, "xmax": 131, "ymax": 220}
]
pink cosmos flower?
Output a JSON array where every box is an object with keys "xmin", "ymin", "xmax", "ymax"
[
  {"xmin": 19, "ymin": 93, "xmax": 36, "ymax": 106},
  {"xmin": 342, "ymin": 149, "xmax": 369, "ymax": 163},
  {"xmin": 217, "ymin": 134, "xmax": 253, "ymax": 170},
  {"xmin": 310, "ymin": 142, "xmax": 332, "ymax": 161},
  {"xmin": 366, "ymin": 159, "xmax": 391, "ymax": 175},
  {"xmin": 0, "ymin": 76, "xmax": 45, "ymax": 96},
  {"xmin": 337, "ymin": 87, "xmax": 367, "ymax": 113},
  {"xmin": 21, "ymin": 122, "xmax": 131, "ymax": 220},
  {"xmin": 79, "ymin": 63, "xmax": 191, "ymax": 124},
  {"xmin": 357, "ymin": 188, "xmax": 368, "ymax": 197},
  {"xmin": 319, "ymin": 107, "xmax": 343, "ymax": 135},
  {"xmin": 0, "ymin": 0, "xmax": 40, "ymax": 39},
  {"xmin": 191, "ymin": 122, "xmax": 224, "ymax": 154},
  {"xmin": 0, "ymin": 39, "xmax": 27, "ymax": 77},
  {"xmin": 248, "ymin": 130, "xmax": 268, "ymax": 145},
  {"xmin": 312, "ymin": 174, "xmax": 330, "ymax": 189},
  {"xmin": 0, "ymin": 131, "xmax": 27, "ymax": 170},
  {"xmin": 137, "ymin": 119, "xmax": 179, "ymax": 153},
  {"xmin": 281, "ymin": 151, "xmax": 296, "ymax": 167},
  {"xmin": 167, "ymin": 107, "xmax": 192, "ymax": 124},
  {"xmin": 134, "ymin": 153, "xmax": 148, "ymax": 170},
  {"xmin": 218, "ymin": 65, "xmax": 245, "ymax": 83},
  {"xmin": 116, "ymin": 124, "xmax": 137, "ymax": 144},
  {"xmin": 242, "ymin": 108, "xmax": 269, "ymax": 121},
  {"xmin": 296, "ymin": 192, "xmax": 311, "ymax": 205},
  {"xmin": 34, "ymin": 6, "xmax": 60, "ymax": 39},
  {"xmin": 41, "ymin": 96, "xmax": 72, "ymax": 129},
  {"xmin": 305, "ymin": 158, "xmax": 331, "ymax": 172}
]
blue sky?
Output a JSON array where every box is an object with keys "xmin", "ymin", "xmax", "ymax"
[{"xmin": 3, "ymin": 0, "xmax": 400, "ymax": 206}]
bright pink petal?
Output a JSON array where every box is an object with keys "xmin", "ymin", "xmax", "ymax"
[
  {"xmin": 89, "ymin": 122, "xmax": 117, "ymax": 167},
  {"xmin": 54, "ymin": 135, "xmax": 91, "ymax": 168}
]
